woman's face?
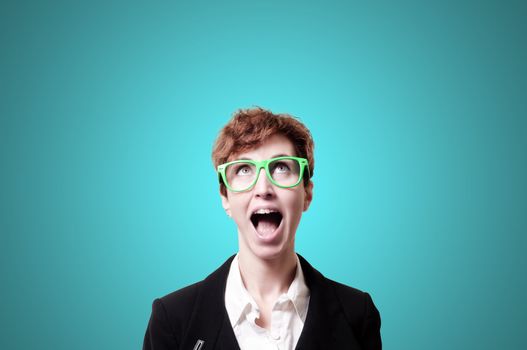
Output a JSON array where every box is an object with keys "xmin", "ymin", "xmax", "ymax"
[{"xmin": 221, "ymin": 134, "xmax": 313, "ymax": 261}]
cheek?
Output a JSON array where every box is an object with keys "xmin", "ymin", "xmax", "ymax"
[
  {"xmin": 229, "ymin": 197, "xmax": 250, "ymax": 223},
  {"xmin": 285, "ymin": 191, "xmax": 305, "ymax": 220}
]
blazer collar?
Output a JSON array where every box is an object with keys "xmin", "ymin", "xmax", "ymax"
[{"xmin": 180, "ymin": 254, "xmax": 356, "ymax": 350}]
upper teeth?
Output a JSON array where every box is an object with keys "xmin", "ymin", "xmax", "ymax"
[{"xmin": 254, "ymin": 208, "xmax": 278, "ymax": 214}]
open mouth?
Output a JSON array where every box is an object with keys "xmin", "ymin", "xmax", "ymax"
[{"xmin": 250, "ymin": 208, "xmax": 283, "ymax": 238}]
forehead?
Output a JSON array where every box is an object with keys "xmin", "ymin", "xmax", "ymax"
[{"xmin": 232, "ymin": 134, "xmax": 297, "ymax": 161}]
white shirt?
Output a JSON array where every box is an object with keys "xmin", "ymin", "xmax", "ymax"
[{"xmin": 224, "ymin": 254, "xmax": 310, "ymax": 350}]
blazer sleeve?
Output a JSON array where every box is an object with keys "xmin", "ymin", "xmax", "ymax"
[
  {"xmin": 359, "ymin": 292, "xmax": 382, "ymax": 350},
  {"xmin": 143, "ymin": 298, "xmax": 179, "ymax": 350}
]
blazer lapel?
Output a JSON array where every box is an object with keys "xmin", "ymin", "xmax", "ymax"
[
  {"xmin": 216, "ymin": 313, "xmax": 241, "ymax": 350},
  {"xmin": 180, "ymin": 255, "xmax": 240, "ymax": 350},
  {"xmin": 295, "ymin": 255, "xmax": 362, "ymax": 349}
]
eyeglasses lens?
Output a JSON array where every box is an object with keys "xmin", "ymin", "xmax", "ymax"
[
  {"xmin": 269, "ymin": 158, "xmax": 301, "ymax": 186},
  {"xmin": 225, "ymin": 158, "xmax": 301, "ymax": 191}
]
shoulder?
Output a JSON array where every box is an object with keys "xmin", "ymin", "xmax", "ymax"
[
  {"xmin": 325, "ymin": 277, "xmax": 382, "ymax": 348},
  {"xmin": 153, "ymin": 254, "xmax": 235, "ymax": 318},
  {"xmin": 298, "ymin": 254, "xmax": 380, "ymax": 327},
  {"xmin": 147, "ymin": 281, "xmax": 203, "ymax": 341},
  {"xmin": 327, "ymin": 278, "xmax": 370, "ymax": 310},
  {"xmin": 145, "ymin": 256, "xmax": 235, "ymax": 342},
  {"xmin": 158, "ymin": 281, "xmax": 202, "ymax": 315},
  {"xmin": 297, "ymin": 254, "xmax": 381, "ymax": 348},
  {"xmin": 327, "ymin": 278, "xmax": 379, "ymax": 324},
  {"xmin": 297, "ymin": 253, "xmax": 382, "ymax": 349}
]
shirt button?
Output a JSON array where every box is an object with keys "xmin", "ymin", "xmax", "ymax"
[{"xmin": 271, "ymin": 331, "xmax": 280, "ymax": 340}]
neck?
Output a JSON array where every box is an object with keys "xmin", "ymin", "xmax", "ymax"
[{"xmin": 237, "ymin": 249, "xmax": 297, "ymax": 304}]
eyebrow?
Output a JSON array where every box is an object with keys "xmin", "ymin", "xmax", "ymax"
[{"xmin": 234, "ymin": 153, "xmax": 292, "ymax": 161}]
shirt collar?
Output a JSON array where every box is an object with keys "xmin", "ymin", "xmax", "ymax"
[
  {"xmin": 286, "ymin": 254, "xmax": 310, "ymax": 321},
  {"xmin": 224, "ymin": 253, "xmax": 310, "ymax": 328}
]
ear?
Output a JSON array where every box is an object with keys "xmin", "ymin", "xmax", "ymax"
[
  {"xmin": 221, "ymin": 191, "xmax": 232, "ymax": 217},
  {"xmin": 303, "ymin": 181, "xmax": 313, "ymax": 212}
]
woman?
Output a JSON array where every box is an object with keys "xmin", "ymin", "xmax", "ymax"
[{"xmin": 143, "ymin": 108, "xmax": 382, "ymax": 350}]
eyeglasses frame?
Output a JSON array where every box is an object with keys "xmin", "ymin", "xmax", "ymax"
[{"xmin": 217, "ymin": 156, "xmax": 310, "ymax": 193}]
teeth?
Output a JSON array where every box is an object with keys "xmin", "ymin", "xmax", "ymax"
[{"xmin": 253, "ymin": 208, "xmax": 279, "ymax": 215}]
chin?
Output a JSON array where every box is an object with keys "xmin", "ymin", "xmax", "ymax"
[
  {"xmin": 243, "ymin": 229, "xmax": 295, "ymax": 261},
  {"xmin": 255, "ymin": 245, "xmax": 286, "ymax": 259}
]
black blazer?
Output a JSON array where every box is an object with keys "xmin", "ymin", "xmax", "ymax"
[{"xmin": 143, "ymin": 254, "xmax": 381, "ymax": 350}]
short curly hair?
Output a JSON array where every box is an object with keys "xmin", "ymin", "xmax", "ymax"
[{"xmin": 212, "ymin": 107, "xmax": 315, "ymax": 196}]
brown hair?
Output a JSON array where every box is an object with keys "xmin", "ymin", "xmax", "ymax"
[{"xmin": 212, "ymin": 107, "xmax": 315, "ymax": 196}]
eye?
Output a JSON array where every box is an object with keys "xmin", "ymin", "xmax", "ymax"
[
  {"xmin": 236, "ymin": 165, "xmax": 253, "ymax": 176},
  {"xmin": 273, "ymin": 162, "xmax": 291, "ymax": 173}
]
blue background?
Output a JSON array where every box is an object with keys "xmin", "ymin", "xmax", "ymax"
[{"xmin": 1, "ymin": 0, "xmax": 526, "ymax": 349}]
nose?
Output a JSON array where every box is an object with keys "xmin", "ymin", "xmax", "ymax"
[{"xmin": 253, "ymin": 168, "xmax": 275, "ymax": 198}]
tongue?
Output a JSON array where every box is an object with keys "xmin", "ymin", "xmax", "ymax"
[{"xmin": 256, "ymin": 218, "xmax": 279, "ymax": 237}]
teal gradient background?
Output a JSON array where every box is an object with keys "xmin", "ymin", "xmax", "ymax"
[{"xmin": 1, "ymin": 0, "xmax": 526, "ymax": 349}]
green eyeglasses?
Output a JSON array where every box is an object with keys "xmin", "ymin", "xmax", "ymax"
[{"xmin": 217, "ymin": 156, "xmax": 310, "ymax": 192}]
